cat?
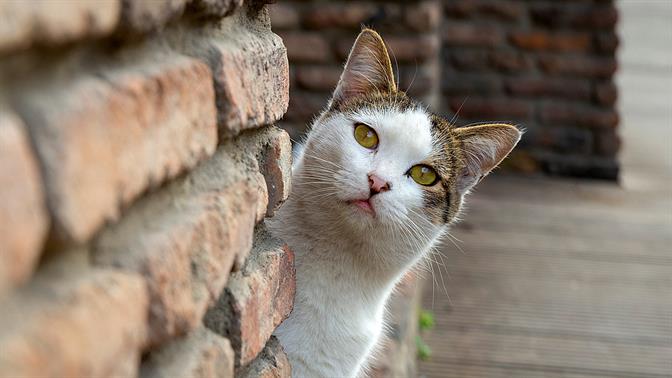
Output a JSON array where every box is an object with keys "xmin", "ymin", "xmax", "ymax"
[{"xmin": 269, "ymin": 28, "xmax": 521, "ymax": 377}]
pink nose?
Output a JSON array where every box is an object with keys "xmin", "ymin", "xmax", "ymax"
[{"xmin": 368, "ymin": 173, "xmax": 391, "ymax": 195}]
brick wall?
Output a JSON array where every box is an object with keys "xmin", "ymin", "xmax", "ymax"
[
  {"xmin": 271, "ymin": 0, "xmax": 620, "ymax": 180},
  {"xmin": 0, "ymin": 2, "xmax": 293, "ymax": 377}
]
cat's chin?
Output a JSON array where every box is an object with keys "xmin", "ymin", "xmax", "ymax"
[{"xmin": 347, "ymin": 198, "xmax": 375, "ymax": 216}]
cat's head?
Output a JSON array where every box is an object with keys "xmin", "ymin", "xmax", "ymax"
[{"xmin": 295, "ymin": 29, "xmax": 520, "ymax": 251}]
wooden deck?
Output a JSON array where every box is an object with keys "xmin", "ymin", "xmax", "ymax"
[{"xmin": 418, "ymin": 2, "xmax": 672, "ymax": 377}]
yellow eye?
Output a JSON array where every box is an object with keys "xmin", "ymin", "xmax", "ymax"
[
  {"xmin": 354, "ymin": 123, "xmax": 379, "ymax": 149},
  {"xmin": 409, "ymin": 165, "xmax": 438, "ymax": 186}
]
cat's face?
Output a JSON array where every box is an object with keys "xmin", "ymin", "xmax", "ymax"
[{"xmin": 295, "ymin": 29, "xmax": 520, "ymax": 248}]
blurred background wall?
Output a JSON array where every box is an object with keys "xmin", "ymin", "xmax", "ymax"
[{"xmin": 271, "ymin": 0, "xmax": 620, "ymax": 180}]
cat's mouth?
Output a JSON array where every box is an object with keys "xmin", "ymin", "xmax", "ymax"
[{"xmin": 347, "ymin": 198, "xmax": 375, "ymax": 216}]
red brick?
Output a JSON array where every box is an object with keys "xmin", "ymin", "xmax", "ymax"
[
  {"xmin": 449, "ymin": 50, "xmax": 489, "ymax": 71},
  {"xmin": 444, "ymin": 0, "xmax": 524, "ymax": 22},
  {"xmin": 295, "ymin": 66, "xmax": 342, "ymax": 91},
  {"xmin": 279, "ymin": 32, "xmax": 332, "ymax": 63},
  {"xmin": 141, "ymin": 327, "xmax": 234, "ymax": 378},
  {"xmin": 510, "ymin": 31, "xmax": 591, "ymax": 52},
  {"xmin": 0, "ymin": 111, "xmax": 48, "ymax": 294},
  {"xmin": 489, "ymin": 50, "xmax": 533, "ymax": 72},
  {"xmin": 93, "ymin": 129, "xmax": 275, "ymax": 347},
  {"xmin": 540, "ymin": 103, "xmax": 619, "ymax": 129},
  {"xmin": 17, "ymin": 50, "xmax": 217, "ymax": 245},
  {"xmin": 384, "ymin": 35, "xmax": 440, "ymax": 63},
  {"xmin": 238, "ymin": 336, "xmax": 291, "ymax": 378},
  {"xmin": 443, "ymin": 74, "xmax": 503, "ymax": 95},
  {"xmin": 443, "ymin": 23, "xmax": 504, "ymax": 47},
  {"xmin": 182, "ymin": 22, "xmax": 289, "ymax": 137},
  {"xmin": 257, "ymin": 128, "xmax": 292, "ymax": 217},
  {"xmin": 448, "ymin": 97, "xmax": 532, "ymax": 119},
  {"xmin": 531, "ymin": 4, "xmax": 618, "ymax": 30},
  {"xmin": 594, "ymin": 82, "xmax": 618, "ymax": 106},
  {"xmin": 302, "ymin": 3, "xmax": 377, "ymax": 29},
  {"xmin": 506, "ymin": 77, "xmax": 592, "ymax": 100},
  {"xmin": 204, "ymin": 225, "xmax": 296, "ymax": 367},
  {"xmin": 0, "ymin": 261, "xmax": 148, "ymax": 378},
  {"xmin": 284, "ymin": 90, "xmax": 330, "ymax": 122},
  {"xmin": 594, "ymin": 130, "xmax": 621, "ymax": 156},
  {"xmin": 0, "ymin": 1, "xmax": 119, "ymax": 53},
  {"xmin": 528, "ymin": 126, "xmax": 594, "ymax": 155},
  {"xmin": 269, "ymin": 3, "xmax": 300, "ymax": 29},
  {"xmin": 538, "ymin": 55, "xmax": 617, "ymax": 78},
  {"xmin": 405, "ymin": 1, "xmax": 442, "ymax": 32},
  {"xmin": 595, "ymin": 31, "xmax": 619, "ymax": 54}
]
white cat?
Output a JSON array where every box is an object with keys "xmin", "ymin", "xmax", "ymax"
[{"xmin": 269, "ymin": 29, "xmax": 521, "ymax": 378}]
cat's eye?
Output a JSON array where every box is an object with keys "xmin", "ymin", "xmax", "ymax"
[
  {"xmin": 354, "ymin": 123, "xmax": 379, "ymax": 149},
  {"xmin": 408, "ymin": 164, "xmax": 438, "ymax": 186}
]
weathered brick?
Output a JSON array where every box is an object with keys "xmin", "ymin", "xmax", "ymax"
[
  {"xmin": 279, "ymin": 32, "xmax": 332, "ymax": 63},
  {"xmin": 284, "ymin": 90, "xmax": 329, "ymax": 122},
  {"xmin": 119, "ymin": 0, "xmax": 187, "ymax": 33},
  {"xmin": 204, "ymin": 225, "xmax": 296, "ymax": 367},
  {"xmin": 538, "ymin": 55, "xmax": 617, "ymax": 78},
  {"xmin": 0, "ymin": 110, "xmax": 48, "ymax": 293},
  {"xmin": 92, "ymin": 128, "xmax": 284, "ymax": 347},
  {"xmin": 269, "ymin": 3, "xmax": 300, "ymax": 29},
  {"xmin": 530, "ymin": 4, "xmax": 618, "ymax": 30},
  {"xmin": 594, "ymin": 130, "xmax": 621, "ymax": 157},
  {"xmin": 527, "ymin": 126, "xmax": 594, "ymax": 155},
  {"xmin": 488, "ymin": 50, "xmax": 533, "ymax": 72},
  {"xmin": 534, "ymin": 151, "xmax": 619, "ymax": 180},
  {"xmin": 594, "ymin": 31, "xmax": 619, "ymax": 54},
  {"xmin": 540, "ymin": 103, "xmax": 619, "ymax": 129},
  {"xmin": 179, "ymin": 18, "xmax": 289, "ymax": 137},
  {"xmin": 302, "ymin": 3, "xmax": 377, "ymax": 29},
  {"xmin": 594, "ymin": 81, "xmax": 618, "ymax": 106},
  {"xmin": 238, "ymin": 336, "xmax": 291, "ymax": 378},
  {"xmin": 506, "ymin": 77, "xmax": 592, "ymax": 100},
  {"xmin": 443, "ymin": 22, "xmax": 504, "ymax": 47},
  {"xmin": 0, "ymin": 0, "xmax": 119, "ymax": 54},
  {"xmin": 510, "ymin": 31, "xmax": 591, "ymax": 52},
  {"xmin": 447, "ymin": 97, "xmax": 532, "ymax": 119},
  {"xmin": 141, "ymin": 327, "xmax": 234, "ymax": 378},
  {"xmin": 16, "ymin": 50, "xmax": 217, "ymax": 244},
  {"xmin": 0, "ymin": 257, "xmax": 148, "ymax": 378},
  {"xmin": 442, "ymin": 74, "xmax": 503, "ymax": 95},
  {"xmin": 258, "ymin": 128, "xmax": 292, "ymax": 217},
  {"xmin": 444, "ymin": 0, "xmax": 525, "ymax": 22},
  {"xmin": 295, "ymin": 65, "xmax": 342, "ymax": 91},
  {"xmin": 448, "ymin": 50, "xmax": 489, "ymax": 71}
]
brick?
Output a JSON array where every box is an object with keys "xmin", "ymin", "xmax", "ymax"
[
  {"xmin": 93, "ymin": 129, "xmax": 283, "ymax": 347},
  {"xmin": 527, "ymin": 126, "xmax": 594, "ymax": 155},
  {"xmin": 594, "ymin": 81, "xmax": 618, "ymax": 106},
  {"xmin": 442, "ymin": 74, "xmax": 502, "ymax": 95},
  {"xmin": 269, "ymin": 3, "xmax": 300, "ymax": 29},
  {"xmin": 448, "ymin": 50, "xmax": 489, "ymax": 71},
  {"xmin": 488, "ymin": 50, "xmax": 533, "ymax": 72},
  {"xmin": 398, "ymin": 64, "xmax": 439, "ymax": 97},
  {"xmin": 383, "ymin": 35, "xmax": 440, "ymax": 63},
  {"xmin": 506, "ymin": 77, "xmax": 592, "ymax": 100},
  {"xmin": 594, "ymin": 130, "xmax": 621, "ymax": 157},
  {"xmin": 540, "ymin": 103, "xmax": 619, "ymax": 129},
  {"xmin": 284, "ymin": 90, "xmax": 329, "ymax": 122},
  {"xmin": 119, "ymin": 0, "xmax": 187, "ymax": 33},
  {"xmin": 295, "ymin": 65, "xmax": 342, "ymax": 91},
  {"xmin": 538, "ymin": 55, "xmax": 617, "ymax": 78},
  {"xmin": 204, "ymin": 225, "xmax": 296, "ymax": 367},
  {"xmin": 530, "ymin": 4, "xmax": 618, "ymax": 30},
  {"xmin": 0, "ymin": 110, "xmax": 48, "ymax": 293},
  {"xmin": 0, "ymin": 258, "xmax": 148, "ymax": 378},
  {"xmin": 443, "ymin": 22, "xmax": 504, "ymax": 47},
  {"xmin": 405, "ymin": 1, "xmax": 442, "ymax": 32},
  {"xmin": 0, "ymin": 0, "xmax": 119, "ymax": 54},
  {"xmin": 189, "ymin": 0, "xmax": 245, "ymax": 18},
  {"xmin": 141, "ymin": 327, "xmax": 234, "ymax": 378},
  {"xmin": 534, "ymin": 151, "xmax": 619, "ymax": 180},
  {"xmin": 444, "ymin": 0, "xmax": 524, "ymax": 22},
  {"xmin": 238, "ymin": 336, "xmax": 291, "ymax": 378},
  {"xmin": 447, "ymin": 97, "xmax": 532, "ymax": 119},
  {"xmin": 258, "ymin": 128, "xmax": 292, "ymax": 217},
  {"xmin": 594, "ymin": 31, "xmax": 619, "ymax": 54},
  {"xmin": 279, "ymin": 32, "xmax": 332, "ymax": 63},
  {"xmin": 510, "ymin": 31, "xmax": 591, "ymax": 52},
  {"xmin": 179, "ymin": 19, "xmax": 289, "ymax": 137},
  {"xmin": 17, "ymin": 49, "xmax": 217, "ymax": 245},
  {"xmin": 302, "ymin": 3, "xmax": 377, "ymax": 29}
]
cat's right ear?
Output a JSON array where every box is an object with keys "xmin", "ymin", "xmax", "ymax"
[{"xmin": 331, "ymin": 29, "xmax": 397, "ymax": 108}]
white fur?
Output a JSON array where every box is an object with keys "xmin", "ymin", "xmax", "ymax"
[{"xmin": 269, "ymin": 106, "xmax": 446, "ymax": 377}]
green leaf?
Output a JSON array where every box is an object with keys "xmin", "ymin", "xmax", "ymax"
[
  {"xmin": 416, "ymin": 335, "xmax": 432, "ymax": 361},
  {"xmin": 419, "ymin": 310, "xmax": 435, "ymax": 330}
]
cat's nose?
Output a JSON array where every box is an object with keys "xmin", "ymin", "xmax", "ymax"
[{"xmin": 368, "ymin": 173, "xmax": 391, "ymax": 195}]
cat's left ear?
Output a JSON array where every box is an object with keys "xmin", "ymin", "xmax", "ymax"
[
  {"xmin": 331, "ymin": 28, "xmax": 397, "ymax": 107},
  {"xmin": 454, "ymin": 124, "xmax": 522, "ymax": 194}
]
